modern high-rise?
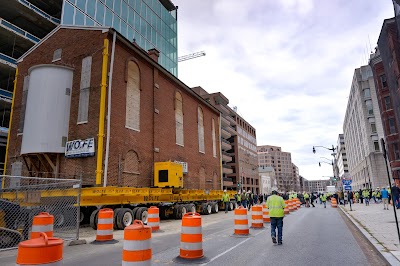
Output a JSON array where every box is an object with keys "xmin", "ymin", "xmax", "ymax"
[
  {"xmin": 335, "ymin": 134, "xmax": 349, "ymax": 178},
  {"xmin": 0, "ymin": 0, "xmax": 177, "ymax": 172},
  {"xmin": 343, "ymin": 65, "xmax": 387, "ymax": 190},
  {"xmin": 192, "ymin": 87, "xmax": 258, "ymax": 193},
  {"xmin": 302, "ymin": 179, "xmax": 330, "ymax": 193},
  {"xmin": 257, "ymin": 145, "xmax": 296, "ymax": 192}
]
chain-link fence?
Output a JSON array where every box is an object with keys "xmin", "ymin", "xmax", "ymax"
[{"xmin": 0, "ymin": 175, "xmax": 81, "ymax": 250}]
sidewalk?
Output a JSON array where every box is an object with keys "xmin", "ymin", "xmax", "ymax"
[{"xmin": 340, "ymin": 201, "xmax": 400, "ymax": 265}]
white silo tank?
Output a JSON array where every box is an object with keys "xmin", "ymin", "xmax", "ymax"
[{"xmin": 21, "ymin": 65, "xmax": 74, "ymax": 154}]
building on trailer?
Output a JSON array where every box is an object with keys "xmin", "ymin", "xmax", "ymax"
[{"xmin": 7, "ymin": 26, "xmax": 221, "ymax": 190}]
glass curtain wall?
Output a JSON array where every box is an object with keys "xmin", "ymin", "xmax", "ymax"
[{"xmin": 61, "ymin": 0, "xmax": 177, "ymax": 76}]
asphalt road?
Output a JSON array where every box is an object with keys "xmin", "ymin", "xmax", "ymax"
[{"xmin": 1, "ymin": 203, "xmax": 385, "ymax": 266}]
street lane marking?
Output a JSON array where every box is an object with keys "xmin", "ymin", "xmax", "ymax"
[{"xmin": 200, "ymin": 229, "xmax": 265, "ymax": 265}]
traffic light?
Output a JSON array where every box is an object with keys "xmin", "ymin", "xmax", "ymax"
[{"xmin": 237, "ymin": 183, "xmax": 241, "ymax": 187}]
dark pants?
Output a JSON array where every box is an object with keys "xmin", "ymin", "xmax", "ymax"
[
  {"xmin": 310, "ymin": 200, "xmax": 315, "ymax": 207},
  {"xmin": 224, "ymin": 202, "xmax": 229, "ymax": 213},
  {"xmin": 270, "ymin": 217, "xmax": 283, "ymax": 242}
]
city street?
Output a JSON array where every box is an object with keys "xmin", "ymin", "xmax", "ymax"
[{"xmin": 0, "ymin": 203, "xmax": 388, "ymax": 265}]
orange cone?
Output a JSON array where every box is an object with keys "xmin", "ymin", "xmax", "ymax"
[
  {"xmin": 251, "ymin": 205, "xmax": 263, "ymax": 228},
  {"xmin": 147, "ymin": 206, "xmax": 160, "ymax": 232},
  {"xmin": 284, "ymin": 201, "xmax": 290, "ymax": 214},
  {"xmin": 30, "ymin": 212, "xmax": 54, "ymax": 239},
  {"xmin": 233, "ymin": 206, "xmax": 249, "ymax": 236},
  {"xmin": 122, "ymin": 220, "xmax": 151, "ymax": 265},
  {"xmin": 96, "ymin": 208, "xmax": 114, "ymax": 242},
  {"xmin": 262, "ymin": 204, "xmax": 270, "ymax": 223},
  {"xmin": 16, "ymin": 232, "xmax": 63, "ymax": 265}
]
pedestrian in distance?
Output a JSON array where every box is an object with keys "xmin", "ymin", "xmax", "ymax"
[
  {"xmin": 381, "ymin": 187, "xmax": 389, "ymax": 210},
  {"xmin": 266, "ymin": 189, "xmax": 286, "ymax": 245},
  {"xmin": 391, "ymin": 184, "xmax": 400, "ymax": 209},
  {"xmin": 310, "ymin": 193, "xmax": 316, "ymax": 207},
  {"xmin": 222, "ymin": 190, "xmax": 230, "ymax": 213},
  {"xmin": 303, "ymin": 192, "xmax": 310, "ymax": 207},
  {"xmin": 320, "ymin": 193, "xmax": 327, "ymax": 208}
]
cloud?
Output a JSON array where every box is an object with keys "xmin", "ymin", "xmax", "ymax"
[{"xmin": 174, "ymin": 0, "xmax": 394, "ymax": 180}]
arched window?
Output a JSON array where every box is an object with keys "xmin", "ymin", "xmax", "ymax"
[
  {"xmin": 198, "ymin": 107, "xmax": 205, "ymax": 153},
  {"xmin": 212, "ymin": 118, "xmax": 216, "ymax": 157},
  {"xmin": 126, "ymin": 61, "xmax": 140, "ymax": 131},
  {"xmin": 124, "ymin": 150, "xmax": 139, "ymax": 174},
  {"xmin": 175, "ymin": 91, "xmax": 184, "ymax": 146}
]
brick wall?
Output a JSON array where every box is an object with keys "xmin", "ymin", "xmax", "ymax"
[{"xmin": 8, "ymin": 27, "xmax": 221, "ymax": 190}]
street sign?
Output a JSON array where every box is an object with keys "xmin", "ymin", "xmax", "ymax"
[
  {"xmin": 342, "ymin": 179, "xmax": 352, "ymax": 186},
  {"xmin": 344, "ymin": 185, "xmax": 352, "ymax": 191}
]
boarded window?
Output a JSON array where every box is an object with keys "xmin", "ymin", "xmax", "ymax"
[
  {"xmin": 124, "ymin": 150, "xmax": 139, "ymax": 174},
  {"xmin": 212, "ymin": 118, "xmax": 216, "ymax": 157},
  {"xmin": 18, "ymin": 76, "xmax": 29, "ymax": 133},
  {"xmin": 126, "ymin": 61, "xmax": 140, "ymax": 131},
  {"xmin": 198, "ymin": 107, "xmax": 205, "ymax": 153},
  {"xmin": 77, "ymin": 56, "xmax": 92, "ymax": 123},
  {"xmin": 199, "ymin": 167, "xmax": 205, "ymax": 189},
  {"xmin": 175, "ymin": 91, "xmax": 184, "ymax": 146}
]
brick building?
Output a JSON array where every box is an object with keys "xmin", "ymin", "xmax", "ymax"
[{"xmin": 7, "ymin": 26, "xmax": 221, "ymax": 190}]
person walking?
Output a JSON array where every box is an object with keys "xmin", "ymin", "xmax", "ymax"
[
  {"xmin": 241, "ymin": 191, "xmax": 247, "ymax": 209},
  {"xmin": 363, "ymin": 189, "xmax": 370, "ymax": 206},
  {"xmin": 222, "ymin": 190, "xmax": 230, "ymax": 213},
  {"xmin": 320, "ymin": 193, "xmax": 327, "ymax": 208},
  {"xmin": 266, "ymin": 189, "xmax": 286, "ymax": 245},
  {"xmin": 381, "ymin": 187, "xmax": 389, "ymax": 210},
  {"xmin": 304, "ymin": 192, "xmax": 310, "ymax": 207},
  {"xmin": 310, "ymin": 193, "xmax": 316, "ymax": 207},
  {"xmin": 392, "ymin": 184, "xmax": 400, "ymax": 209}
]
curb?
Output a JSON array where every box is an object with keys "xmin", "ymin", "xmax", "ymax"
[{"xmin": 339, "ymin": 206, "xmax": 400, "ymax": 265}]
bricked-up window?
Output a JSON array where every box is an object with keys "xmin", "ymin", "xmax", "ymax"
[
  {"xmin": 18, "ymin": 76, "xmax": 29, "ymax": 133},
  {"xmin": 77, "ymin": 56, "xmax": 92, "ymax": 123},
  {"xmin": 124, "ymin": 150, "xmax": 139, "ymax": 174},
  {"xmin": 198, "ymin": 107, "xmax": 205, "ymax": 153},
  {"xmin": 389, "ymin": 117, "xmax": 396, "ymax": 134},
  {"xmin": 126, "ymin": 61, "xmax": 140, "ymax": 131},
  {"xmin": 175, "ymin": 91, "xmax": 184, "ymax": 146},
  {"xmin": 212, "ymin": 118, "xmax": 216, "ymax": 157}
]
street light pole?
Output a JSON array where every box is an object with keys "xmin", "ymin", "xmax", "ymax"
[{"xmin": 313, "ymin": 145, "xmax": 337, "ymax": 188}]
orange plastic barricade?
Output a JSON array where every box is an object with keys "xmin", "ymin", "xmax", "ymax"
[
  {"xmin": 331, "ymin": 198, "xmax": 338, "ymax": 208},
  {"xmin": 147, "ymin": 206, "xmax": 160, "ymax": 232},
  {"xmin": 173, "ymin": 212, "xmax": 209, "ymax": 263},
  {"xmin": 289, "ymin": 200, "xmax": 295, "ymax": 212},
  {"xmin": 96, "ymin": 208, "xmax": 114, "ymax": 242},
  {"xmin": 122, "ymin": 220, "xmax": 152, "ymax": 265},
  {"xmin": 30, "ymin": 212, "xmax": 54, "ymax": 239},
  {"xmin": 251, "ymin": 205, "xmax": 263, "ymax": 228},
  {"xmin": 262, "ymin": 204, "xmax": 270, "ymax": 223},
  {"xmin": 16, "ymin": 232, "xmax": 63, "ymax": 266},
  {"xmin": 233, "ymin": 206, "xmax": 249, "ymax": 235},
  {"xmin": 284, "ymin": 201, "xmax": 290, "ymax": 215}
]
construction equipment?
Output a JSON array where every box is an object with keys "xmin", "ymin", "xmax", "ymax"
[{"xmin": 178, "ymin": 51, "xmax": 206, "ymax": 62}]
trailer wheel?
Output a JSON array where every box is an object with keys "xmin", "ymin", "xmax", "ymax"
[
  {"xmin": 114, "ymin": 208, "xmax": 123, "ymax": 229},
  {"xmin": 228, "ymin": 202, "xmax": 234, "ymax": 211},
  {"xmin": 54, "ymin": 212, "xmax": 65, "ymax": 227},
  {"xmin": 186, "ymin": 203, "xmax": 196, "ymax": 213},
  {"xmin": 117, "ymin": 208, "xmax": 134, "ymax": 229},
  {"xmin": 211, "ymin": 202, "xmax": 219, "ymax": 213},
  {"xmin": 181, "ymin": 205, "xmax": 188, "ymax": 217},
  {"xmin": 206, "ymin": 203, "xmax": 212, "ymax": 214},
  {"xmin": 159, "ymin": 206, "xmax": 168, "ymax": 220},
  {"xmin": 174, "ymin": 204, "xmax": 183, "ymax": 219},
  {"xmin": 132, "ymin": 207, "xmax": 140, "ymax": 219},
  {"xmin": 90, "ymin": 209, "xmax": 99, "ymax": 230},
  {"xmin": 135, "ymin": 207, "xmax": 148, "ymax": 224}
]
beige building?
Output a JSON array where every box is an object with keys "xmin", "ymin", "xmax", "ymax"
[
  {"xmin": 193, "ymin": 87, "xmax": 258, "ymax": 192},
  {"xmin": 259, "ymin": 166, "xmax": 276, "ymax": 195},
  {"xmin": 303, "ymin": 179, "xmax": 330, "ymax": 193},
  {"xmin": 257, "ymin": 145, "xmax": 296, "ymax": 192}
]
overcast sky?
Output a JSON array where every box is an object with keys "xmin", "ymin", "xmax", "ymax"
[{"xmin": 173, "ymin": 0, "xmax": 394, "ymax": 180}]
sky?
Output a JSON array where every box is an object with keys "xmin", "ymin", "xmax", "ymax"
[{"xmin": 173, "ymin": 0, "xmax": 394, "ymax": 181}]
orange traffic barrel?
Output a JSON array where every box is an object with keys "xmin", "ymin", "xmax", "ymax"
[
  {"xmin": 288, "ymin": 200, "xmax": 295, "ymax": 212},
  {"xmin": 179, "ymin": 212, "xmax": 203, "ymax": 259},
  {"xmin": 147, "ymin": 206, "xmax": 160, "ymax": 232},
  {"xmin": 16, "ymin": 232, "xmax": 63, "ymax": 266},
  {"xmin": 331, "ymin": 198, "xmax": 338, "ymax": 208},
  {"xmin": 284, "ymin": 201, "xmax": 290, "ymax": 215},
  {"xmin": 30, "ymin": 212, "xmax": 54, "ymax": 239},
  {"xmin": 233, "ymin": 206, "xmax": 249, "ymax": 236},
  {"xmin": 262, "ymin": 204, "xmax": 270, "ymax": 223},
  {"xmin": 251, "ymin": 205, "xmax": 263, "ymax": 228},
  {"xmin": 96, "ymin": 208, "xmax": 114, "ymax": 242},
  {"xmin": 122, "ymin": 220, "xmax": 151, "ymax": 265}
]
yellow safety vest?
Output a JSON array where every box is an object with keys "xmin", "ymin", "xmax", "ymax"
[
  {"xmin": 222, "ymin": 193, "xmax": 230, "ymax": 202},
  {"xmin": 266, "ymin": 195, "xmax": 285, "ymax": 218}
]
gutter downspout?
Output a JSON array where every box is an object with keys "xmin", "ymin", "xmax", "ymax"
[
  {"xmin": 2, "ymin": 68, "xmax": 18, "ymax": 188},
  {"xmin": 219, "ymin": 114, "xmax": 223, "ymax": 190},
  {"xmin": 103, "ymin": 31, "xmax": 116, "ymax": 187},
  {"xmin": 95, "ymin": 39, "xmax": 109, "ymax": 185}
]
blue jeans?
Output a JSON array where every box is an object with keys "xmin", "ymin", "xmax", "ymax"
[
  {"xmin": 323, "ymin": 201, "xmax": 326, "ymax": 208},
  {"xmin": 224, "ymin": 202, "xmax": 229, "ymax": 212},
  {"xmin": 270, "ymin": 217, "xmax": 283, "ymax": 242}
]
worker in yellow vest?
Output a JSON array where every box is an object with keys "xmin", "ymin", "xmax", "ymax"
[
  {"xmin": 266, "ymin": 189, "xmax": 286, "ymax": 245},
  {"xmin": 222, "ymin": 190, "xmax": 230, "ymax": 213}
]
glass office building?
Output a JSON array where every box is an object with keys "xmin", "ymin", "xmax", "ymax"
[{"xmin": 61, "ymin": 0, "xmax": 178, "ymax": 76}]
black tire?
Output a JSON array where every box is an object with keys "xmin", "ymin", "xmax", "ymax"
[
  {"xmin": 114, "ymin": 208, "xmax": 123, "ymax": 229},
  {"xmin": 228, "ymin": 202, "xmax": 234, "ymax": 211},
  {"xmin": 116, "ymin": 208, "xmax": 134, "ymax": 229},
  {"xmin": 90, "ymin": 209, "xmax": 99, "ymax": 230},
  {"xmin": 211, "ymin": 202, "xmax": 219, "ymax": 213},
  {"xmin": 159, "ymin": 206, "xmax": 168, "ymax": 220},
  {"xmin": 132, "ymin": 207, "xmax": 140, "ymax": 220},
  {"xmin": 135, "ymin": 207, "xmax": 148, "ymax": 224},
  {"xmin": 186, "ymin": 203, "xmax": 196, "ymax": 213},
  {"xmin": 53, "ymin": 212, "xmax": 66, "ymax": 228},
  {"xmin": 201, "ymin": 203, "xmax": 209, "ymax": 215},
  {"xmin": 174, "ymin": 204, "xmax": 183, "ymax": 219},
  {"xmin": 206, "ymin": 203, "xmax": 212, "ymax": 214}
]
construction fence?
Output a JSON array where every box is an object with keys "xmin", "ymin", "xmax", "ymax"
[{"xmin": 0, "ymin": 175, "xmax": 81, "ymax": 250}]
